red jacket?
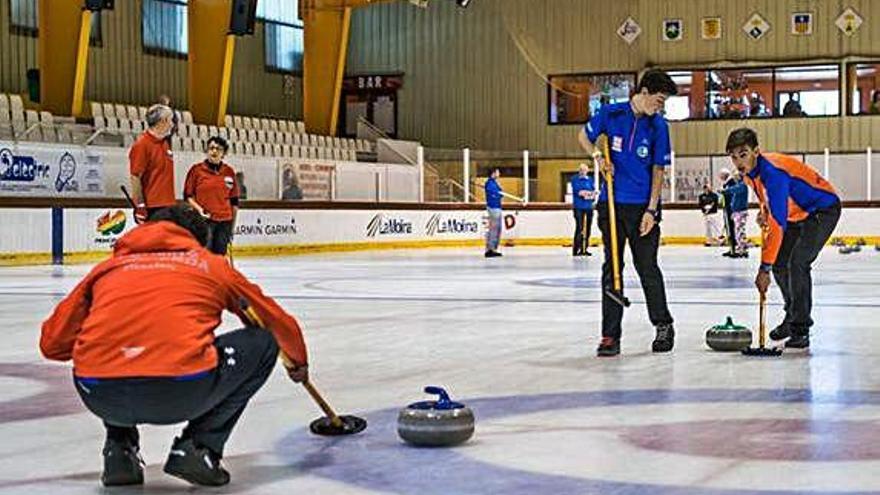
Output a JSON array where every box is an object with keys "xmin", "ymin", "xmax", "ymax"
[{"xmin": 40, "ymin": 222, "xmax": 307, "ymax": 378}]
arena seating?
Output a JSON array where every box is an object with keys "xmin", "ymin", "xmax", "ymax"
[{"xmin": 0, "ymin": 93, "xmax": 373, "ymax": 162}]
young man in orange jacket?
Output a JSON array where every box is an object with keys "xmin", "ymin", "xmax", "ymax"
[
  {"xmin": 40, "ymin": 204, "xmax": 308, "ymax": 487},
  {"xmin": 726, "ymin": 128, "xmax": 841, "ymax": 349}
]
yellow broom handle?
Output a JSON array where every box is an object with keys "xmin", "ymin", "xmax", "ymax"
[{"xmin": 602, "ymin": 138, "xmax": 623, "ymax": 292}]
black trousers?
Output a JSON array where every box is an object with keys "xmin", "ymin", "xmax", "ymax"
[
  {"xmin": 207, "ymin": 220, "xmax": 233, "ymax": 255},
  {"xmin": 597, "ymin": 203, "xmax": 674, "ymax": 339},
  {"xmin": 771, "ymin": 202, "xmax": 841, "ymax": 335},
  {"xmin": 573, "ymin": 209, "xmax": 594, "ymax": 255},
  {"xmin": 75, "ymin": 327, "xmax": 278, "ymax": 456}
]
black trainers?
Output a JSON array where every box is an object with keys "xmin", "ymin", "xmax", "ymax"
[
  {"xmin": 485, "ymin": 251, "xmax": 502, "ymax": 258},
  {"xmin": 102, "ymin": 439, "xmax": 144, "ymax": 487},
  {"xmin": 652, "ymin": 324, "xmax": 675, "ymax": 353},
  {"xmin": 786, "ymin": 334, "xmax": 810, "ymax": 349},
  {"xmin": 769, "ymin": 323, "xmax": 791, "ymax": 341},
  {"xmin": 596, "ymin": 337, "xmax": 620, "ymax": 357},
  {"xmin": 163, "ymin": 437, "xmax": 230, "ymax": 487}
]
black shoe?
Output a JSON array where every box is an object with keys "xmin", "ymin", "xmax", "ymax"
[
  {"xmin": 163, "ymin": 437, "xmax": 230, "ymax": 487},
  {"xmin": 652, "ymin": 323, "xmax": 675, "ymax": 353},
  {"xmin": 596, "ymin": 337, "xmax": 620, "ymax": 357},
  {"xmin": 786, "ymin": 334, "xmax": 810, "ymax": 349},
  {"xmin": 722, "ymin": 252, "xmax": 734, "ymax": 258},
  {"xmin": 102, "ymin": 439, "xmax": 144, "ymax": 487},
  {"xmin": 583, "ymin": 251, "xmax": 592, "ymax": 256},
  {"xmin": 769, "ymin": 323, "xmax": 791, "ymax": 341}
]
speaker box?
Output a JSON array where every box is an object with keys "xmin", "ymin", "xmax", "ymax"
[
  {"xmin": 84, "ymin": 0, "xmax": 113, "ymax": 11},
  {"xmin": 229, "ymin": 0, "xmax": 258, "ymax": 36}
]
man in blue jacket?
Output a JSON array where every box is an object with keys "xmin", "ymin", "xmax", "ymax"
[
  {"xmin": 570, "ymin": 163, "xmax": 596, "ymax": 256},
  {"xmin": 484, "ymin": 168, "xmax": 503, "ymax": 258},
  {"xmin": 577, "ymin": 69, "xmax": 678, "ymax": 357}
]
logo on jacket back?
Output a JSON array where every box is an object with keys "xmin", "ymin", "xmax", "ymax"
[
  {"xmin": 426, "ymin": 214, "xmax": 479, "ymax": 236},
  {"xmin": 366, "ymin": 214, "xmax": 413, "ymax": 237}
]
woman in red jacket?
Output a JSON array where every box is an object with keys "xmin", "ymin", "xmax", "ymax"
[{"xmin": 183, "ymin": 136, "xmax": 240, "ymax": 255}]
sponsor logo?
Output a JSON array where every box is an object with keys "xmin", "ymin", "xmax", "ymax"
[
  {"xmin": 55, "ymin": 152, "xmax": 78, "ymax": 192},
  {"xmin": 611, "ymin": 136, "xmax": 623, "ymax": 152},
  {"xmin": 0, "ymin": 148, "xmax": 50, "ymax": 183},
  {"xmin": 366, "ymin": 213, "xmax": 413, "ymax": 237},
  {"xmin": 426, "ymin": 214, "xmax": 479, "ymax": 236},
  {"xmin": 234, "ymin": 216, "xmax": 298, "ymax": 237},
  {"xmin": 94, "ymin": 210, "xmax": 127, "ymax": 247},
  {"xmin": 97, "ymin": 210, "xmax": 127, "ymax": 236},
  {"xmin": 224, "ymin": 176, "xmax": 234, "ymax": 189}
]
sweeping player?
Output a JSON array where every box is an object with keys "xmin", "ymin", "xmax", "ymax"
[
  {"xmin": 40, "ymin": 204, "xmax": 309, "ymax": 487},
  {"xmin": 577, "ymin": 69, "xmax": 678, "ymax": 356},
  {"xmin": 726, "ymin": 127, "xmax": 841, "ymax": 349}
]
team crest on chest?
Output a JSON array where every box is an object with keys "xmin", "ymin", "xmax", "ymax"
[{"xmin": 637, "ymin": 145, "xmax": 649, "ymax": 158}]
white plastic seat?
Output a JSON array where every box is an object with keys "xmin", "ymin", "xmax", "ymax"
[
  {"xmin": 90, "ymin": 101, "xmax": 103, "ymax": 118},
  {"xmin": 114, "ymin": 104, "xmax": 127, "ymax": 120},
  {"xmin": 233, "ymin": 115, "xmax": 243, "ymax": 128},
  {"xmin": 127, "ymin": 105, "xmax": 139, "ymax": 121},
  {"xmin": 181, "ymin": 111, "xmax": 194, "ymax": 125},
  {"xmin": 295, "ymin": 121, "xmax": 305, "ymax": 134},
  {"xmin": 224, "ymin": 115, "xmax": 234, "ymax": 128},
  {"xmin": 242, "ymin": 117, "xmax": 253, "ymax": 129}
]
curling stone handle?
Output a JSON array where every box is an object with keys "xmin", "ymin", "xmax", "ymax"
[{"xmin": 424, "ymin": 386, "xmax": 452, "ymax": 406}]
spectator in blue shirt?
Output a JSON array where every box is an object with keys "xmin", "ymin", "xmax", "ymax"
[
  {"xmin": 723, "ymin": 174, "xmax": 750, "ymax": 258},
  {"xmin": 570, "ymin": 163, "xmax": 596, "ymax": 256},
  {"xmin": 577, "ymin": 69, "xmax": 678, "ymax": 357},
  {"xmin": 484, "ymin": 168, "xmax": 503, "ymax": 258}
]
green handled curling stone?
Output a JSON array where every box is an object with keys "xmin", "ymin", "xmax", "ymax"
[
  {"xmin": 398, "ymin": 387, "xmax": 475, "ymax": 447},
  {"xmin": 706, "ymin": 316, "xmax": 753, "ymax": 352}
]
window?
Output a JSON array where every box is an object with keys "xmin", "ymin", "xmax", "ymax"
[
  {"xmin": 547, "ymin": 73, "xmax": 636, "ymax": 125},
  {"xmin": 847, "ymin": 62, "xmax": 880, "ymax": 115},
  {"xmin": 258, "ymin": 0, "xmax": 304, "ymax": 73},
  {"xmin": 10, "ymin": 0, "xmax": 103, "ymax": 43},
  {"xmin": 9, "ymin": 0, "xmax": 37, "ymax": 35},
  {"xmin": 142, "ymin": 0, "xmax": 188, "ymax": 57},
  {"xmin": 662, "ymin": 64, "xmax": 839, "ymax": 120}
]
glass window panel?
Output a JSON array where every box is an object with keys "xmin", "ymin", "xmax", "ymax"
[
  {"xmin": 547, "ymin": 73, "xmax": 636, "ymax": 125},
  {"xmin": 265, "ymin": 22, "xmax": 303, "ymax": 73},
  {"xmin": 142, "ymin": 0, "xmax": 188, "ymax": 56},
  {"xmin": 848, "ymin": 63, "xmax": 880, "ymax": 115}
]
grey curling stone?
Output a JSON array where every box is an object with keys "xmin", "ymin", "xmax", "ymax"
[
  {"xmin": 839, "ymin": 246, "xmax": 853, "ymax": 254},
  {"xmin": 397, "ymin": 386, "xmax": 474, "ymax": 447},
  {"xmin": 706, "ymin": 316, "xmax": 753, "ymax": 352}
]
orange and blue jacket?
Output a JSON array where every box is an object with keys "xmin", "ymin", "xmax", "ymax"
[
  {"xmin": 743, "ymin": 153, "xmax": 839, "ymax": 269},
  {"xmin": 40, "ymin": 221, "xmax": 307, "ymax": 378}
]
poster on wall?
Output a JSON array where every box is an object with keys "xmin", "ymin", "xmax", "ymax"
[
  {"xmin": 701, "ymin": 17, "xmax": 722, "ymax": 40},
  {"xmin": 663, "ymin": 19, "xmax": 683, "ymax": 41},
  {"xmin": 0, "ymin": 144, "xmax": 105, "ymax": 196},
  {"xmin": 277, "ymin": 161, "xmax": 336, "ymax": 201},
  {"xmin": 836, "ymin": 7, "xmax": 863, "ymax": 36},
  {"xmin": 791, "ymin": 12, "xmax": 813, "ymax": 36},
  {"xmin": 617, "ymin": 17, "xmax": 642, "ymax": 45},
  {"xmin": 743, "ymin": 13, "xmax": 771, "ymax": 41}
]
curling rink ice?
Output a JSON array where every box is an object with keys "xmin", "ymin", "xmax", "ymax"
[{"xmin": 3, "ymin": 245, "xmax": 880, "ymax": 494}]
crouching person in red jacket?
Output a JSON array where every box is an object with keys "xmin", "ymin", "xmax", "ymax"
[{"xmin": 40, "ymin": 203, "xmax": 308, "ymax": 487}]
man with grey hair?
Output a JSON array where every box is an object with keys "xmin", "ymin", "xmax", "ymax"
[{"xmin": 129, "ymin": 104, "xmax": 176, "ymax": 223}]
